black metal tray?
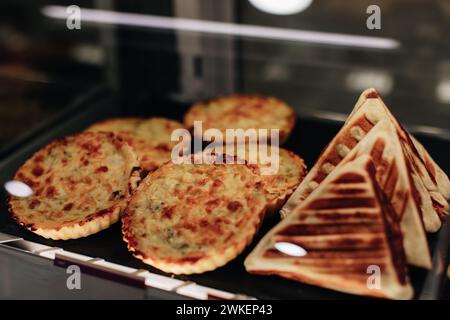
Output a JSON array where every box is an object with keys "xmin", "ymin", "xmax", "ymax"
[{"xmin": 0, "ymin": 89, "xmax": 448, "ymax": 299}]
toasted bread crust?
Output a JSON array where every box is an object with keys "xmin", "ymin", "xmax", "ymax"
[
  {"xmin": 281, "ymin": 89, "xmax": 449, "ymax": 234},
  {"xmin": 87, "ymin": 117, "xmax": 186, "ymax": 172},
  {"xmin": 245, "ymin": 156, "xmax": 413, "ymax": 300},
  {"xmin": 8, "ymin": 132, "xmax": 139, "ymax": 240},
  {"xmin": 122, "ymin": 154, "xmax": 267, "ymax": 274},
  {"xmin": 184, "ymin": 95, "xmax": 296, "ymax": 144}
]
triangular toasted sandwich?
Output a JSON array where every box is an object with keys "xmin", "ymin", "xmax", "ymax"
[
  {"xmin": 347, "ymin": 88, "xmax": 450, "ymax": 200},
  {"xmin": 338, "ymin": 119, "xmax": 431, "ymax": 268},
  {"xmin": 245, "ymin": 155, "xmax": 413, "ymax": 300},
  {"xmin": 281, "ymin": 89, "xmax": 449, "ymax": 226}
]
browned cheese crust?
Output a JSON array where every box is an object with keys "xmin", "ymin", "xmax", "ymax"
[
  {"xmin": 87, "ymin": 117, "xmax": 185, "ymax": 173},
  {"xmin": 8, "ymin": 132, "xmax": 139, "ymax": 240},
  {"xmin": 184, "ymin": 95, "xmax": 296, "ymax": 144},
  {"xmin": 122, "ymin": 154, "xmax": 267, "ymax": 274},
  {"xmin": 219, "ymin": 144, "xmax": 307, "ymax": 214}
]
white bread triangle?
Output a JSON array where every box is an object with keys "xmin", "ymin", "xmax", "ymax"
[
  {"xmin": 338, "ymin": 119, "xmax": 431, "ymax": 268},
  {"xmin": 245, "ymin": 155, "xmax": 414, "ymax": 300},
  {"xmin": 281, "ymin": 89, "xmax": 449, "ymax": 229}
]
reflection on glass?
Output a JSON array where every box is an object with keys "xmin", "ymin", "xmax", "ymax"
[
  {"xmin": 345, "ymin": 69, "xmax": 394, "ymax": 95},
  {"xmin": 4, "ymin": 180, "xmax": 33, "ymax": 198},
  {"xmin": 249, "ymin": 0, "xmax": 313, "ymax": 15},
  {"xmin": 436, "ymin": 79, "xmax": 450, "ymax": 104},
  {"xmin": 274, "ymin": 241, "xmax": 307, "ymax": 257}
]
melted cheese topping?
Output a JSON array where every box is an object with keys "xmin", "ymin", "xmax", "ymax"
[
  {"xmin": 122, "ymin": 158, "xmax": 267, "ymax": 274},
  {"xmin": 261, "ymin": 148, "xmax": 306, "ymax": 205},
  {"xmin": 87, "ymin": 117, "xmax": 185, "ymax": 172},
  {"xmin": 9, "ymin": 132, "xmax": 138, "ymax": 231},
  {"xmin": 184, "ymin": 95, "xmax": 296, "ymax": 143},
  {"xmin": 220, "ymin": 144, "xmax": 306, "ymax": 209}
]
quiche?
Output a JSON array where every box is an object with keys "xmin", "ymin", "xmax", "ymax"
[
  {"xmin": 87, "ymin": 117, "xmax": 185, "ymax": 173},
  {"xmin": 215, "ymin": 144, "xmax": 307, "ymax": 214},
  {"xmin": 122, "ymin": 154, "xmax": 267, "ymax": 274},
  {"xmin": 263, "ymin": 148, "xmax": 307, "ymax": 214},
  {"xmin": 8, "ymin": 132, "xmax": 139, "ymax": 240},
  {"xmin": 184, "ymin": 95, "xmax": 296, "ymax": 144}
]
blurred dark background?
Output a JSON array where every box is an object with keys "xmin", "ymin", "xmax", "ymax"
[{"xmin": 1, "ymin": 0, "xmax": 450, "ymax": 156}]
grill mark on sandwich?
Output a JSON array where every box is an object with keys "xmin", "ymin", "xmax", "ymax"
[
  {"xmin": 366, "ymin": 91, "xmax": 379, "ymax": 99},
  {"xmin": 356, "ymin": 117, "xmax": 375, "ymax": 136},
  {"xmin": 397, "ymin": 190, "xmax": 409, "ymax": 221},
  {"xmin": 306, "ymin": 197, "xmax": 376, "ymax": 210},
  {"xmin": 403, "ymin": 131, "xmax": 437, "ymax": 184},
  {"xmin": 382, "ymin": 160, "xmax": 398, "ymax": 200},
  {"xmin": 295, "ymin": 260, "xmax": 387, "ymax": 269},
  {"xmin": 274, "ymin": 235, "xmax": 385, "ymax": 251},
  {"xmin": 278, "ymin": 222, "xmax": 383, "ymax": 236},
  {"xmin": 310, "ymin": 116, "xmax": 373, "ymax": 185},
  {"xmin": 298, "ymin": 211, "xmax": 379, "ymax": 221},
  {"xmin": 329, "ymin": 187, "xmax": 366, "ymax": 195},
  {"xmin": 313, "ymin": 266, "xmax": 386, "ymax": 275},
  {"xmin": 368, "ymin": 164, "xmax": 408, "ymax": 285},
  {"xmin": 370, "ymin": 138, "xmax": 385, "ymax": 164},
  {"xmin": 265, "ymin": 248, "xmax": 386, "ymax": 260},
  {"xmin": 333, "ymin": 173, "xmax": 366, "ymax": 184}
]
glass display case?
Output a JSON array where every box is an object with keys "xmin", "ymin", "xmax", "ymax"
[{"xmin": 0, "ymin": 0, "xmax": 449, "ymax": 300}]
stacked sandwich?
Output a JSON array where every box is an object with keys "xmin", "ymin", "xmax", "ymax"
[{"xmin": 245, "ymin": 88, "xmax": 450, "ymax": 299}]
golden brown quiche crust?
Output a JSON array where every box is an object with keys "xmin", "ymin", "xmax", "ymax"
[
  {"xmin": 184, "ymin": 95, "xmax": 296, "ymax": 144},
  {"xmin": 261, "ymin": 148, "xmax": 307, "ymax": 214},
  {"xmin": 122, "ymin": 154, "xmax": 268, "ymax": 274},
  {"xmin": 8, "ymin": 131, "xmax": 139, "ymax": 240},
  {"xmin": 218, "ymin": 144, "xmax": 307, "ymax": 214},
  {"xmin": 87, "ymin": 117, "xmax": 185, "ymax": 173}
]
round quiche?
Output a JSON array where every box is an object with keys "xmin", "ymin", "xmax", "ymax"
[
  {"xmin": 87, "ymin": 117, "xmax": 185, "ymax": 173},
  {"xmin": 122, "ymin": 155, "xmax": 267, "ymax": 275},
  {"xmin": 214, "ymin": 144, "xmax": 307, "ymax": 214},
  {"xmin": 256, "ymin": 147, "xmax": 306, "ymax": 214},
  {"xmin": 8, "ymin": 132, "xmax": 139, "ymax": 240},
  {"xmin": 184, "ymin": 95, "xmax": 296, "ymax": 144}
]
